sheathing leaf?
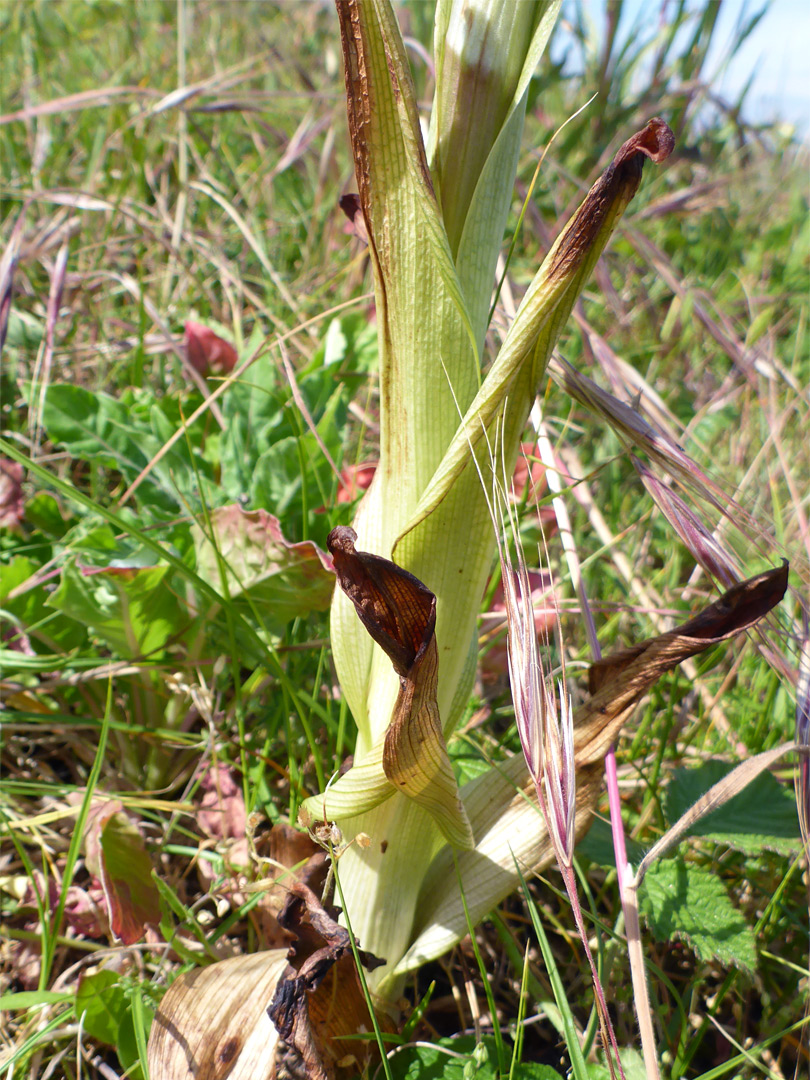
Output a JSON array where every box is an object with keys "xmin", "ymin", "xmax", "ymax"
[
  {"xmin": 331, "ymin": 0, "xmax": 480, "ymax": 745},
  {"xmin": 429, "ymin": 0, "xmax": 562, "ymax": 346}
]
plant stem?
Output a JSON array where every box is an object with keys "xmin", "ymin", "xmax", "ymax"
[{"xmin": 332, "ymin": 852, "xmax": 395, "ymax": 1080}]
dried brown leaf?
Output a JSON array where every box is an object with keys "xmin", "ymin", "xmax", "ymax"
[
  {"xmin": 549, "ymin": 117, "xmax": 675, "ymax": 281},
  {"xmin": 147, "ymin": 950, "xmax": 288, "ymax": 1080},
  {"xmin": 147, "ymin": 825, "xmax": 329, "ymax": 1078},
  {"xmin": 338, "ymin": 193, "xmax": 368, "ymax": 245},
  {"xmin": 576, "ymin": 563, "xmax": 789, "ymax": 764},
  {"xmin": 328, "ymin": 526, "xmax": 434, "ymax": 675},
  {"xmin": 268, "ymin": 883, "xmax": 393, "ymax": 1080}
]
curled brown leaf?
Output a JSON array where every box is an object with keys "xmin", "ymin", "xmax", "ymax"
[
  {"xmin": 576, "ymin": 563, "xmax": 789, "ymax": 764},
  {"xmin": 327, "ymin": 526, "xmax": 435, "ymax": 676},
  {"xmin": 268, "ymin": 883, "xmax": 392, "ymax": 1080},
  {"xmin": 549, "ymin": 117, "xmax": 675, "ymax": 280},
  {"xmin": 327, "ymin": 527, "xmax": 474, "ymax": 847}
]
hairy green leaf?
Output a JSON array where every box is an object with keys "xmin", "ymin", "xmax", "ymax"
[
  {"xmin": 40, "ymin": 384, "xmax": 214, "ymax": 514},
  {"xmin": 640, "ymin": 857, "xmax": 757, "ymax": 973},
  {"xmin": 48, "ymin": 561, "xmax": 183, "ymax": 658}
]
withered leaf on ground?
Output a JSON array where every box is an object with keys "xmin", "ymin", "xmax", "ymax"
[
  {"xmin": 147, "ymin": 824, "xmax": 329, "ymax": 1079},
  {"xmin": 193, "ymin": 507, "xmax": 335, "ymax": 634},
  {"xmin": 268, "ymin": 882, "xmax": 393, "ymax": 1080},
  {"xmin": 82, "ymin": 800, "xmax": 161, "ymax": 946},
  {"xmin": 148, "ymin": 950, "xmax": 289, "ymax": 1080}
]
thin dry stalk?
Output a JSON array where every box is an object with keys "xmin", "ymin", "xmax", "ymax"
[
  {"xmin": 30, "ymin": 240, "xmax": 69, "ymax": 451},
  {"xmin": 555, "ymin": 438, "xmax": 741, "ymax": 748}
]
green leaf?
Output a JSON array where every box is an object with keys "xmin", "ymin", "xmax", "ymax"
[
  {"xmin": 75, "ymin": 969, "xmax": 124, "ymax": 1046},
  {"xmin": 450, "ymin": 752, "xmax": 492, "ymax": 787},
  {"xmin": 389, "ymin": 1034, "xmax": 563, "ymax": 1079},
  {"xmin": 388, "ymin": 1035, "xmax": 495, "ymax": 1079},
  {"xmin": 666, "ymin": 760, "xmax": 801, "ymax": 856},
  {"xmin": 116, "ymin": 997, "xmax": 152, "ymax": 1079},
  {"xmin": 39, "ymin": 383, "xmax": 214, "ymax": 514},
  {"xmin": 250, "ymin": 436, "xmax": 304, "ymax": 514},
  {"xmin": 0, "ymin": 990, "xmax": 72, "ymax": 1010},
  {"xmin": 23, "ymin": 491, "xmax": 72, "ymax": 537},
  {"xmin": 0, "ymin": 435, "xmax": 273, "ymax": 669},
  {"xmin": 576, "ymin": 817, "xmax": 647, "ymax": 868},
  {"xmin": 39, "ymin": 382, "xmax": 147, "ymax": 466},
  {"xmin": 316, "ymin": 313, "xmax": 379, "ymax": 375},
  {"xmin": 219, "ymin": 350, "xmax": 284, "ymax": 499},
  {"xmin": 0, "ymin": 555, "xmax": 37, "ymax": 600},
  {"xmin": 5, "ymin": 308, "xmax": 43, "ymax": 349},
  {"xmin": 48, "ymin": 560, "xmax": 185, "ymax": 658},
  {"xmin": 75, "ymin": 967, "xmax": 150, "ymax": 1078},
  {"xmin": 640, "ymin": 856, "xmax": 757, "ymax": 973},
  {"xmin": 249, "ymin": 381, "xmax": 347, "ymax": 539},
  {"xmin": 219, "ymin": 347, "xmax": 348, "ymax": 509},
  {"xmin": 585, "ymin": 1047, "xmax": 647, "ymax": 1079},
  {"xmin": 1, "ymin": 554, "xmax": 89, "ymax": 654},
  {"xmin": 60, "ymin": 520, "xmax": 121, "ymax": 554}
]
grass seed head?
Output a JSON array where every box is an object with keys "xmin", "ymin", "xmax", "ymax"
[{"xmin": 495, "ymin": 476, "xmax": 575, "ymax": 865}]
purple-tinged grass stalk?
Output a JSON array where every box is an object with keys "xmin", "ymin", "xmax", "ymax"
[
  {"xmin": 491, "ymin": 472, "xmax": 625, "ymax": 1079},
  {"xmin": 31, "ymin": 240, "xmax": 69, "ymax": 450},
  {"xmin": 633, "ymin": 457, "xmax": 741, "ymax": 589},
  {"xmin": 531, "ymin": 406, "xmax": 661, "ymax": 1080},
  {"xmin": 530, "ymin": 405, "xmax": 599, "ymax": 660},
  {"xmin": 0, "ymin": 263, "xmax": 14, "ymax": 356},
  {"xmin": 548, "ymin": 351, "xmax": 760, "ymax": 536},
  {"xmin": 796, "ymin": 634, "xmax": 810, "ymax": 853},
  {"xmin": 0, "ymin": 217, "xmax": 21, "ymax": 356},
  {"xmin": 633, "ymin": 451, "xmax": 795, "ymax": 687}
]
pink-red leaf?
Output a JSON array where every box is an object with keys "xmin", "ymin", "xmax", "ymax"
[
  {"xmin": 184, "ymin": 320, "xmax": 238, "ymax": 375},
  {"xmin": 193, "ymin": 506, "xmax": 335, "ymax": 631},
  {"xmin": 85, "ymin": 803, "xmax": 160, "ymax": 945}
]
